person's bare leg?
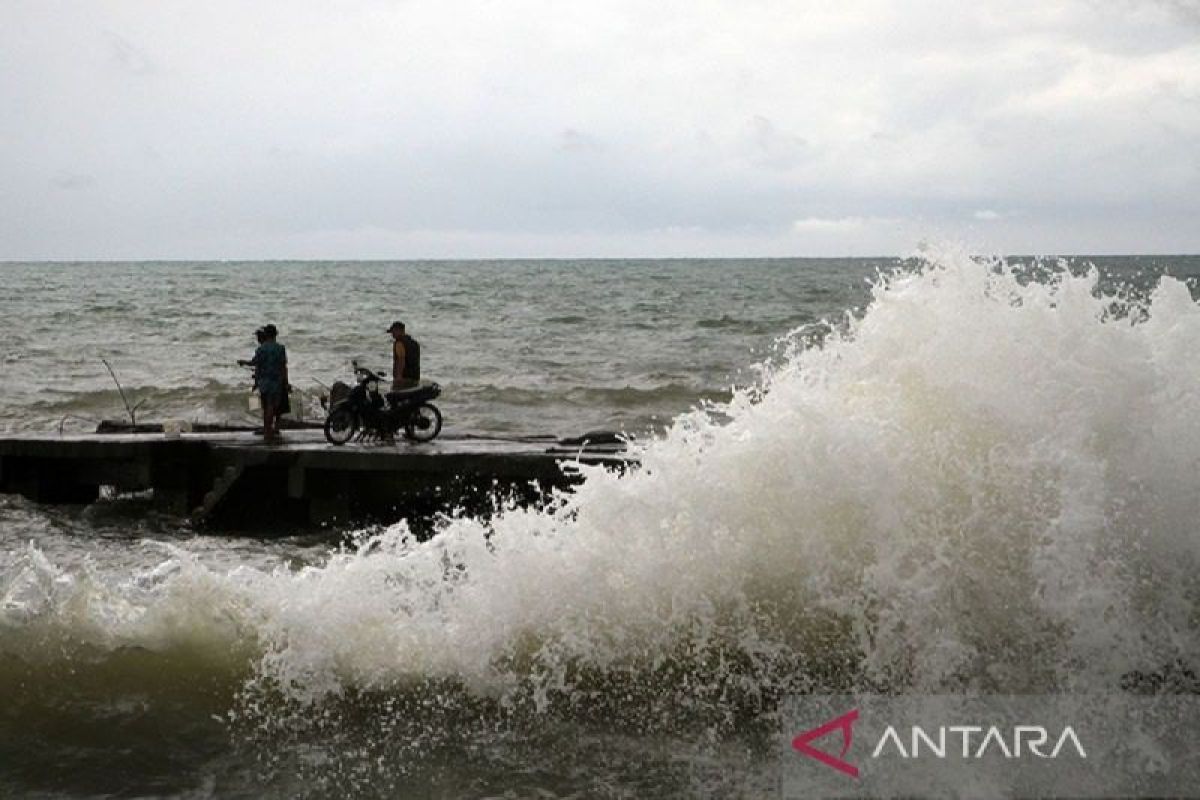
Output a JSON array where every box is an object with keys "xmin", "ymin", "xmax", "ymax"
[{"xmin": 263, "ymin": 396, "xmax": 280, "ymax": 439}]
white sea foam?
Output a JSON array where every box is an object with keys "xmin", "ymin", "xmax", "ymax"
[{"xmin": 4, "ymin": 250, "xmax": 1199, "ymax": 707}]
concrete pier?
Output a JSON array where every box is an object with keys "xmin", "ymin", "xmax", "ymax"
[{"xmin": 0, "ymin": 428, "xmax": 631, "ymax": 532}]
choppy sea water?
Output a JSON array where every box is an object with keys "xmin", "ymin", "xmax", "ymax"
[
  {"xmin": 0, "ymin": 257, "xmax": 891, "ymax": 437},
  {"xmin": 2, "ymin": 252, "xmax": 1200, "ymax": 798}
]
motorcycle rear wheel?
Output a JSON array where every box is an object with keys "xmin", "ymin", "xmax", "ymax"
[
  {"xmin": 404, "ymin": 403, "xmax": 442, "ymax": 442},
  {"xmin": 324, "ymin": 407, "xmax": 358, "ymax": 445}
]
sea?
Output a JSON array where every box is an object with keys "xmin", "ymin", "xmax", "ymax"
[{"xmin": 1, "ymin": 251, "xmax": 1199, "ymax": 798}]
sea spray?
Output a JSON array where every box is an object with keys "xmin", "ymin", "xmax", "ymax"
[{"xmin": 231, "ymin": 252, "xmax": 1200, "ymax": 704}]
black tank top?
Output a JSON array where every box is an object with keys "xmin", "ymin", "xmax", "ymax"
[{"xmin": 400, "ymin": 335, "xmax": 421, "ymax": 380}]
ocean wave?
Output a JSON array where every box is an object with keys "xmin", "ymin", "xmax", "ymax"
[
  {"xmin": 3, "ymin": 250, "xmax": 1199, "ymax": 742},
  {"xmin": 8, "ymin": 379, "xmax": 323, "ymax": 431},
  {"xmin": 451, "ymin": 382, "xmax": 729, "ymax": 411}
]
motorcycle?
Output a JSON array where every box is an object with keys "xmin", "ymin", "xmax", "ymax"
[{"xmin": 323, "ymin": 361, "xmax": 443, "ymax": 445}]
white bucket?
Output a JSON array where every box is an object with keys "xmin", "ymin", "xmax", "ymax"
[
  {"xmin": 248, "ymin": 392, "xmax": 261, "ymax": 413},
  {"xmin": 163, "ymin": 420, "xmax": 192, "ymax": 439}
]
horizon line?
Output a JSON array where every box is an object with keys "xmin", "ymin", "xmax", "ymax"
[{"xmin": 2, "ymin": 253, "xmax": 1199, "ymax": 264}]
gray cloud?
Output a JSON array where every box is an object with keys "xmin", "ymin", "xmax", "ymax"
[
  {"xmin": 1155, "ymin": 0, "xmax": 1200, "ymax": 25},
  {"xmin": 557, "ymin": 129, "xmax": 604, "ymax": 154},
  {"xmin": 0, "ymin": 0, "xmax": 1196, "ymax": 259},
  {"xmin": 746, "ymin": 116, "xmax": 810, "ymax": 171},
  {"xmin": 104, "ymin": 30, "xmax": 155, "ymax": 75},
  {"xmin": 51, "ymin": 173, "xmax": 96, "ymax": 190}
]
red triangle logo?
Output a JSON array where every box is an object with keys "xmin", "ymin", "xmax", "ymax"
[{"xmin": 792, "ymin": 708, "xmax": 860, "ymax": 778}]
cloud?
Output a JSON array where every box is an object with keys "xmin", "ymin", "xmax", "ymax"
[
  {"xmin": 557, "ymin": 128, "xmax": 603, "ymax": 154},
  {"xmin": 746, "ymin": 115, "xmax": 810, "ymax": 171},
  {"xmin": 0, "ymin": 1, "xmax": 1196, "ymax": 258},
  {"xmin": 1153, "ymin": 0, "xmax": 1200, "ymax": 26},
  {"xmin": 792, "ymin": 216, "xmax": 873, "ymax": 232},
  {"xmin": 51, "ymin": 173, "xmax": 97, "ymax": 190},
  {"xmin": 104, "ymin": 30, "xmax": 155, "ymax": 75}
]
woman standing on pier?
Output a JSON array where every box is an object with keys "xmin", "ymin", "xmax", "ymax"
[{"xmin": 239, "ymin": 324, "xmax": 289, "ymax": 440}]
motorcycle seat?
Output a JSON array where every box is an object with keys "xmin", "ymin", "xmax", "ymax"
[{"xmin": 386, "ymin": 381, "xmax": 441, "ymax": 404}]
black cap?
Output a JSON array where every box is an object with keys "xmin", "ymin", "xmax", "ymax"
[
  {"xmin": 387, "ymin": 320, "xmax": 405, "ymax": 332},
  {"xmin": 262, "ymin": 324, "xmax": 278, "ymax": 337}
]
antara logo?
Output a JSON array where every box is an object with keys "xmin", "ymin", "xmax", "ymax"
[
  {"xmin": 792, "ymin": 709, "xmax": 861, "ymax": 778},
  {"xmin": 793, "ymin": 709, "xmax": 1088, "ymax": 779}
]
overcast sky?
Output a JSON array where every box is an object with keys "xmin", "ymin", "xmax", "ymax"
[{"xmin": 1, "ymin": 0, "xmax": 1197, "ymax": 259}]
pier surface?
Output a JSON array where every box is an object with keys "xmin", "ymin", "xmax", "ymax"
[{"xmin": 0, "ymin": 429, "xmax": 631, "ymax": 531}]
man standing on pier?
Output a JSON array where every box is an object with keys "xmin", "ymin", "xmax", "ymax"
[
  {"xmin": 388, "ymin": 320, "xmax": 421, "ymax": 391},
  {"xmin": 239, "ymin": 324, "xmax": 289, "ymax": 440}
]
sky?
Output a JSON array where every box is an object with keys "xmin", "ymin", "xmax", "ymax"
[{"xmin": 1, "ymin": 0, "xmax": 1198, "ymax": 259}]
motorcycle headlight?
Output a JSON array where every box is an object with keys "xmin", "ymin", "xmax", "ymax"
[{"xmin": 367, "ymin": 380, "xmax": 379, "ymax": 393}]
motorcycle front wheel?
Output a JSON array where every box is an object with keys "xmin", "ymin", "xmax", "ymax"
[
  {"xmin": 404, "ymin": 403, "xmax": 442, "ymax": 442},
  {"xmin": 324, "ymin": 406, "xmax": 358, "ymax": 445}
]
